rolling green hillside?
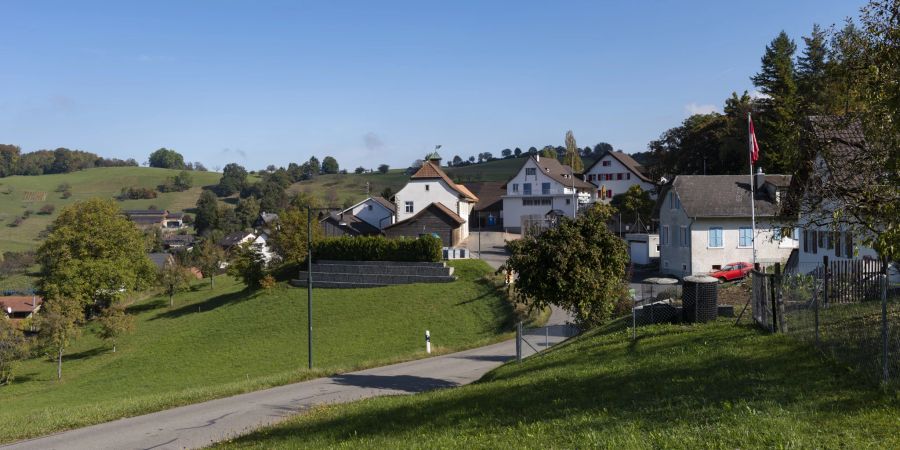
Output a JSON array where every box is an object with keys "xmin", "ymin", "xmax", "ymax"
[
  {"xmin": 0, "ymin": 261, "xmax": 521, "ymax": 444},
  {"xmin": 0, "ymin": 167, "xmax": 221, "ymax": 252},
  {"xmin": 218, "ymin": 320, "xmax": 900, "ymax": 449}
]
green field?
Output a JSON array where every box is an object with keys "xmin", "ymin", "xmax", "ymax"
[
  {"xmin": 0, "ymin": 260, "xmax": 521, "ymax": 444},
  {"xmin": 218, "ymin": 320, "xmax": 900, "ymax": 449},
  {"xmin": 0, "ymin": 167, "xmax": 222, "ymax": 252}
]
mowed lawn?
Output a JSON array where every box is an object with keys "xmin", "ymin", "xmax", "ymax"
[
  {"xmin": 0, "ymin": 167, "xmax": 222, "ymax": 252},
  {"xmin": 217, "ymin": 320, "xmax": 900, "ymax": 449},
  {"xmin": 0, "ymin": 260, "xmax": 517, "ymax": 444}
]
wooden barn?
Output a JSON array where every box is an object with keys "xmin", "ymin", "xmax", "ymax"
[{"xmin": 383, "ymin": 202, "xmax": 466, "ymax": 247}]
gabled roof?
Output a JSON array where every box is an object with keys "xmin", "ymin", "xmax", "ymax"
[
  {"xmin": 219, "ymin": 231, "xmax": 255, "ymax": 247},
  {"xmin": 505, "ymin": 156, "xmax": 595, "ymax": 190},
  {"xmin": 124, "ymin": 209, "xmax": 169, "ymax": 216},
  {"xmin": 321, "ymin": 213, "xmax": 382, "ymax": 236},
  {"xmin": 584, "ymin": 150, "xmax": 654, "ymax": 183},
  {"xmin": 384, "ymin": 202, "xmax": 466, "ymax": 229},
  {"xmin": 344, "ymin": 196, "xmax": 397, "ymax": 215},
  {"xmin": 466, "ymin": 182, "xmax": 505, "ymax": 212},
  {"xmin": 0, "ymin": 296, "xmax": 43, "ymax": 314},
  {"xmin": 670, "ymin": 174, "xmax": 790, "ymax": 218},
  {"xmin": 148, "ymin": 252, "xmax": 174, "ymax": 270},
  {"xmin": 410, "ymin": 161, "xmax": 479, "ymax": 202}
]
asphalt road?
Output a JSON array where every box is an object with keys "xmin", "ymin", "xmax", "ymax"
[{"xmin": 3, "ymin": 308, "xmax": 573, "ymax": 450}]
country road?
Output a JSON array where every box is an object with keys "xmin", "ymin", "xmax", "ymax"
[{"xmin": 3, "ymin": 237, "xmax": 575, "ymax": 450}]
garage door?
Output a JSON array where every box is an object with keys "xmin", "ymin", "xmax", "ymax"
[{"xmin": 630, "ymin": 242, "xmax": 649, "ymax": 265}]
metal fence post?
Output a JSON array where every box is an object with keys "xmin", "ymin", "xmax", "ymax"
[
  {"xmin": 881, "ymin": 257, "xmax": 889, "ymax": 385},
  {"xmin": 545, "ymin": 326, "xmax": 549, "ymax": 349},
  {"xmin": 516, "ymin": 321, "xmax": 522, "ymax": 362},
  {"xmin": 823, "ymin": 255, "xmax": 829, "ymax": 309},
  {"xmin": 814, "ymin": 282, "xmax": 820, "ymax": 347},
  {"xmin": 770, "ymin": 263, "xmax": 779, "ymax": 333}
]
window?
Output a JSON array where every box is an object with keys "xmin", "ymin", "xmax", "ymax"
[
  {"xmin": 602, "ymin": 160, "xmax": 611, "ymax": 167},
  {"xmin": 818, "ymin": 231, "xmax": 826, "ymax": 250},
  {"xmin": 708, "ymin": 227, "xmax": 723, "ymax": 248},
  {"xmin": 541, "ymin": 182, "xmax": 551, "ymax": 195},
  {"xmin": 565, "ymin": 198, "xmax": 571, "ymax": 205},
  {"xmin": 661, "ymin": 226, "xmax": 669, "ymax": 245},
  {"xmin": 827, "ymin": 231, "xmax": 835, "ymax": 250},
  {"xmin": 773, "ymin": 228, "xmax": 782, "ymax": 241},
  {"xmin": 607, "ymin": 174, "xmax": 614, "ymax": 181},
  {"xmin": 812, "ymin": 230, "xmax": 818, "ymax": 254},
  {"xmin": 606, "ymin": 189, "xmax": 613, "ymax": 198},
  {"xmin": 425, "ymin": 184, "xmax": 430, "ymax": 191},
  {"xmin": 680, "ymin": 226, "xmax": 689, "ymax": 247},
  {"xmin": 739, "ymin": 227, "xmax": 752, "ymax": 248},
  {"xmin": 803, "ymin": 229, "xmax": 809, "ymax": 253},
  {"xmin": 627, "ymin": 173, "xmax": 631, "ymax": 180},
  {"xmin": 525, "ymin": 167, "xmax": 536, "ymax": 176},
  {"xmin": 523, "ymin": 183, "xmax": 532, "ymax": 195},
  {"xmin": 512, "ymin": 183, "xmax": 519, "ymax": 193},
  {"xmin": 669, "ymin": 192, "xmax": 680, "ymax": 209},
  {"xmin": 845, "ymin": 232, "xmax": 853, "ymax": 256},
  {"xmin": 792, "ymin": 228, "xmax": 799, "ymax": 241},
  {"xmin": 835, "ymin": 232, "xmax": 843, "ymax": 257},
  {"xmin": 404, "ymin": 201, "xmax": 414, "ymax": 213},
  {"xmin": 617, "ymin": 173, "xmax": 623, "ymax": 180},
  {"xmin": 522, "ymin": 197, "xmax": 552, "ymax": 206}
]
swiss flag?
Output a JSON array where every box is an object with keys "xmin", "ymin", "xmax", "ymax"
[{"xmin": 749, "ymin": 115, "xmax": 760, "ymax": 164}]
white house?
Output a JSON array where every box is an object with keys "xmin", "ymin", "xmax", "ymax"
[
  {"xmin": 793, "ymin": 116, "xmax": 880, "ymax": 273},
  {"xmin": 583, "ymin": 150, "xmax": 657, "ymax": 202},
  {"xmin": 219, "ymin": 231, "xmax": 276, "ymax": 264},
  {"xmin": 625, "ymin": 233, "xmax": 660, "ymax": 265},
  {"xmin": 501, "ymin": 155, "xmax": 597, "ymax": 233},
  {"xmin": 344, "ymin": 196, "xmax": 396, "ymax": 229},
  {"xmin": 393, "ymin": 154, "xmax": 478, "ymax": 240},
  {"xmin": 657, "ymin": 173, "xmax": 798, "ymax": 278}
]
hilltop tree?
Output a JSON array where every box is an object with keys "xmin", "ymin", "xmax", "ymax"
[
  {"xmin": 148, "ymin": 148, "xmax": 185, "ymax": 169},
  {"xmin": 502, "ymin": 203, "xmax": 629, "ymax": 328},
  {"xmin": 514, "ymin": 147, "xmax": 522, "ymax": 157},
  {"xmin": 527, "ymin": 146, "xmax": 538, "ymax": 155},
  {"xmin": 37, "ymin": 199, "xmax": 156, "ymax": 317},
  {"xmin": 194, "ymin": 190, "xmax": 219, "ymax": 234},
  {"xmin": 378, "ymin": 164, "xmax": 390, "ymax": 174},
  {"xmin": 96, "ymin": 303, "xmax": 135, "ymax": 353},
  {"xmin": 0, "ymin": 144, "xmax": 20, "ymax": 178},
  {"xmin": 501, "ymin": 149, "xmax": 513, "ymax": 159},
  {"xmin": 539, "ymin": 146, "xmax": 557, "ymax": 159},
  {"xmin": 562, "ymin": 130, "xmax": 584, "ymax": 172},
  {"xmin": 216, "ymin": 163, "xmax": 248, "ymax": 196},
  {"xmin": 321, "ymin": 156, "xmax": 339, "ymax": 174},
  {"xmin": 307, "ymin": 156, "xmax": 321, "ymax": 176}
]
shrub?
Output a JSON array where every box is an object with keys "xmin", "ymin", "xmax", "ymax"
[
  {"xmin": 22, "ymin": 210, "xmax": 33, "ymax": 218},
  {"xmin": 312, "ymin": 235, "xmax": 441, "ymax": 262},
  {"xmin": 9, "ymin": 216, "xmax": 24, "ymax": 227},
  {"xmin": 55, "ymin": 183, "xmax": 71, "ymax": 193},
  {"xmin": 38, "ymin": 204, "xmax": 55, "ymax": 215},
  {"xmin": 61, "ymin": 190, "xmax": 72, "ymax": 199},
  {"xmin": 118, "ymin": 187, "xmax": 157, "ymax": 200}
]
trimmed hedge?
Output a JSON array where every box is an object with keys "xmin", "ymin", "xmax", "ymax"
[{"xmin": 313, "ymin": 235, "xmax": 442, "ymax": 262}]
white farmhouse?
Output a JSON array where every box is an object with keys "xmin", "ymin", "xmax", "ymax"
[
  {"xmin": 393, "ymin": 154, "xmax": 478, "ymax": 240},
  {"xmin": 583, "ymin": 150, "xmax": 657, "ymax": 202},
  {"xmin": 657, "ymin": 172, "xmax": 798, "ymax": 278},
  {"xmin": 501, "ymin": 155, "xmax": 597, "ymax": 233},
  {"xmin": 344, "ymin": 196, "xmax": 396, "ymax": 229},
  {"xmin": 793, "ymin": 116, "xmax": 880, "ymax": 273}
]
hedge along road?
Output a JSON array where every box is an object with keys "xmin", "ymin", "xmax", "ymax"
[{"xmin": 3, "ymin": 307, "xmax": 574, "ymax": 450}]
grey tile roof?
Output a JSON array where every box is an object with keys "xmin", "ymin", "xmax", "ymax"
[
  {"xmin": 672, "ymin": 174, "xmax": 790, "ymax": 218},
  {"xmin": 322, "ymin": 213, "xmax": 382, "ymax": 236},
  {"xmin": 370, "ymin": 196, "xmax": 397, "ymax": 213}
]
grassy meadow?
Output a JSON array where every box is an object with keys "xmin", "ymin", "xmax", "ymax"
[
  {"xmin": 217, "ymin": 319, "xmax": 900, "ymax": 449},
  {"xmin": 0, "ymin": 167, "xmax": 222, "ymax": 252},
  {"xmin": 0, "ymin": 260, "xmax": 521, "ymax": 444}
]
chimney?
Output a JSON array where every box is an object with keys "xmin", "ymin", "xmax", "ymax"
[
  {"xmin": 754, "ymin": 167, "xmax": 765, "ymax": 192},
  {"xmin": 535, "ymin": 154, "xmax": 540, "ymax": 162}
]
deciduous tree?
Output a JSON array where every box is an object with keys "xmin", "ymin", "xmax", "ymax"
[
  {"xmin": 96, "ymin": 303, "xmax": 135, "ymax": 352},
  {"xmin": 148, "ymin": 148, "xmax": 186, "ymax": 169},
  {"xmin": 0, "ymin": 319, "xmax": 28, "ymax": 385},
  {"xmin": 562, "ymin": 130, "xmax": 584, "ymax": 172},
  {"xmin": 158, "ymin": 263, "xmax": 193, "ymax": 307}
]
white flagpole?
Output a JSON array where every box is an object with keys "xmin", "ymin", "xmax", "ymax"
[{"xmin": 748, "ymin": 112, "xmax": 758, "ymax": 266}]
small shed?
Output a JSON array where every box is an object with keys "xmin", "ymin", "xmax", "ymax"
[
  {"xmin": 384, "ymin": 202, "xmax": 466, "ymax": 247},
  {"xmin": 625, "ymin": 233, "xmax": 660, "ymax": 265}
]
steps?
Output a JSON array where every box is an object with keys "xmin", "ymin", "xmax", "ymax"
[{"xmin": 291, "ymin": 260, "xmax": 456, "ymax": 289}]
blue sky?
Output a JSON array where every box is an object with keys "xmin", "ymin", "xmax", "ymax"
[{"xmin": 0, "ymin": 0, "xmax": 865, "ymax": 170}]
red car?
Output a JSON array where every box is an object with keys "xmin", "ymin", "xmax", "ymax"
[{"xmin": 709, "ymin": 262, "xmax": 753, "ymax": 282}]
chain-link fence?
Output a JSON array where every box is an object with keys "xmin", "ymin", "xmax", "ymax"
[
  {"xmin": 515, "ymin": 321, "xmax": 579, "ymax": 361},
  {"xmin": 752, "ymin": 257, "xmax": 899, "ymax": 386}
]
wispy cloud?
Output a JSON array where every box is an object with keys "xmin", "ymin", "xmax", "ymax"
[
  {"xmin": 363, "ymin": 132, "xmax": 385, "ymax": 151},
  {"xmin": 684, "ymin": 102, "xmax": 719, "ymax": 116},
  {"xmin": 221, "ymin": 148, "xmax": 247, "ymax": 159}
]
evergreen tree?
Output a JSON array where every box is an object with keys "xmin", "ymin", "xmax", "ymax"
[
  {"xmin": 797, "ymin": 24, "xmax": 830, "ymax": 115},
  {"xmin": 307, "ymin": 156, "xmax": 321, "ymax": 176},
  {"xmin": 751, "ymin": 31, "xmax": 800, "ymax": 173}
]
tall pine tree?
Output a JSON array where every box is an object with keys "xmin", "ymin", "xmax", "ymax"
[
  {"xmin": 796, "ymin": 24, "xmax": 830, "ymax": 115},
  {"xmin": 751, "ymin": 31, "xmax": 800, "ymax": 173},
  {"xmin": 562, "ymin": 130, "xmax": 584, "ymax": 172}
]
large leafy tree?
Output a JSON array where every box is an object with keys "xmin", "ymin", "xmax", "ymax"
[
  {"xmin": 216, "ymin": 163, "xmax": 249, "ymax": 196},
  {"xmin": 502, "ymin": 203, "xmax": 629, "ymax": 328},
  {"xmin": 148, "ymin": 148, "xmax": 186, "ymax": 169},
  {"xmin": 321, "ymin": 156, "xmax": 339, "ymax": 174},
  {"xmin": 37, "ymin": 199, "xmax": 156, "ymax": 316},
  {"xmin": 194, "ymin": 190, "xmax": 219, "ymax": 234}
]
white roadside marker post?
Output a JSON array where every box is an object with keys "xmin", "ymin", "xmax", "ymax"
[{"xmin": 425, "ymin": 330, "xmax": 431, "ymax": 354}]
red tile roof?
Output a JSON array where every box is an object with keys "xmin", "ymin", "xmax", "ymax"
[
  {"xmin": 0, "ymin": 296, "xmax": 43, "ymax": 314},
  {"xmin": 410, "ymin": 161, "xmax": 479, "ymax": 202}
]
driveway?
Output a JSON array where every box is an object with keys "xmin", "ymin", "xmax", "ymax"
[{"xmin": 459, "ymin": 230, "xmax": 520, "ymax": 270}]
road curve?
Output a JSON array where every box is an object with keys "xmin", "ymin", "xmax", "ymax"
[{"xmin": 3, "ymin": 309, "xmax": 573, "ymax": 450}]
